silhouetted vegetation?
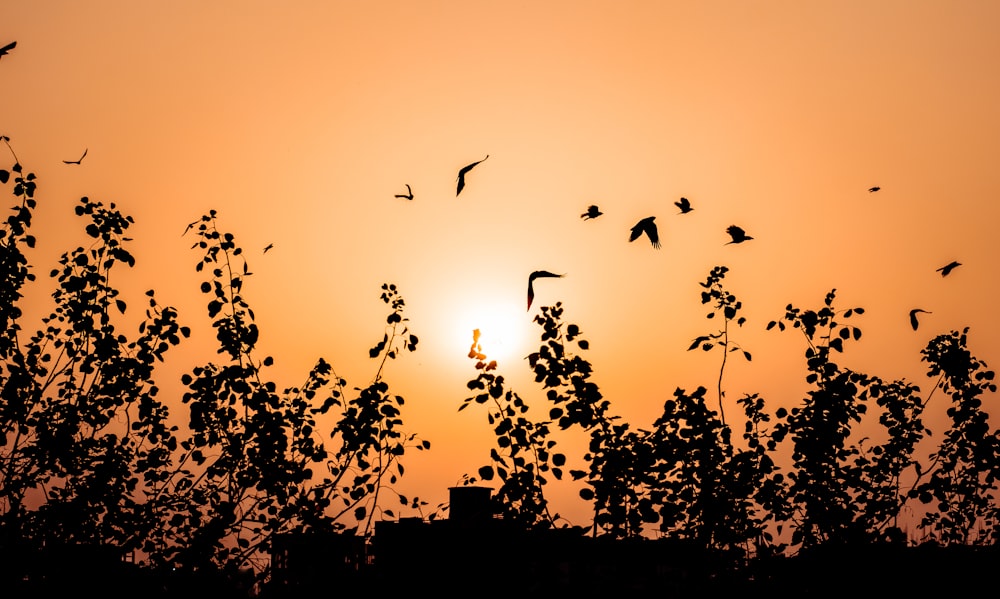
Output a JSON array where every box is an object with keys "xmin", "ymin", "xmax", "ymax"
[
  {"xmin": 2, "ymin": 121, "xmax": 998, "ymax": 596},
  {"xmin": 0, "ymin": 139, "xmax": 430, "ymax": 594},
  {"xmin": 461, "ymin": 264, "xmax": 999, "ymax": 581}
]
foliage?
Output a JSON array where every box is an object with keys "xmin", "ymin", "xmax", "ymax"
[
  {"xmin": 0, "ymin": 141, "xmax": 428, "ymax": 590},
  {"xmin": 2, "ymin": 128, "xmax": 999, "ymax": 593},
  {"xmin": 462, "ymin": 272, "xmax": 999, "ymax": 568},
  {"xmin": 688, "ymin": 265, "xmax": 751, "ymax": 426}
]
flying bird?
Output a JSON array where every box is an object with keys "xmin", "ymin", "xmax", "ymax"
[
  {"xmin": 527, "ymin": 270, "xmax": 564, "ymax": 311},
  {"xmin": 456, "ymin": 154, "xmax": 489, "ymax": 196},
  {"xmin": 395, "ymin": 184, "xmax": 414, "ymax": 200},
  {"xmin": 909, "ymin": 309, "xmax": 931, "ymax": 331},
  {"xmin": 581, "ymin": 205, "xmax": 603, "ymax": 220},
  {"xmin": 63, "ymin": 148, "xmax": 88, "ymax": 165},
  {"xmin": 725, "ymin": 225, "xmax": 753, "ymax": 244},
  {"xmin": 0, "ymin": 41, "xmax": 15, "ymax": 60},
  {"xmin": 936, "ymin": 261, "xmax": 961, "ymax": 277},
  {"xmin": 263, "ymin": 243, "xmax": 274, "ymax": 254},
  {"xmin": 868, "ymin": 186, "xmax": 881, "ymax": 193},
  {"xmin": 675, "ymin": 197, "xmax": 694, "ymax": 214},
  {"xmin": 629, "ymin": 216, "xmax": 660, "ymax": 249}
]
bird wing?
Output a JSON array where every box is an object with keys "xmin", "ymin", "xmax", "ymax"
[
  {"xmin": 456, "ymin": 155, "xmax": 489, "ymax": 196},
  {"xmin": 937, "ymin": 261, "xmax": 960, "ymax": 276},
  {"xmin": 63, "ymin": 148, "xmax": 87, "ymax": 164},
  {"xmin": 527, "ymin": 270, "xmax": 564, "ymax": 310},
  {"xmin": 630, "ymin": 218, "xmax": 655, "ymax": 244},
  {"xmin": 0, "ymin": 41, "xmax": 15, "ymax": 56},
  {"xmin": 909, "ymin": 309, "xmax": 930, "ymax": 330},
  {"xmin": 644, "ymin": 220, "xmax": 660, "ymax": 248}
]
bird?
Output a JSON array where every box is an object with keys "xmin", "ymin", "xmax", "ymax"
[
  {"xmin": 936, "ymin": 261, "xmax": 961, "ymax": 277},
  {"xmin": 675, "ymin": 197, "xmax": 694, "ymax": 214},
  {"xmin": 63, "ymin": 148, "xmax": 88, "ymax": 165},
  {"xmin": 263, "ymin": 243, "xmax": 274, "ymax": 254},
  {"xmin": 0, "ymin": 41, "xmax": 15, "ymax": 60},
  {"xmin": 868, "ymin": 186, "xmax": 881, "ymax": 193},
  {"xmin": 629, "ymin": 216, "xmax": 660, "ymax": 249},
  {"xmin": 909, "ymin": 309, "xmax": 931, "ymax": 331},
  {"xmin": 456, "ymin": 155, "xmax": 489, "ymax": 196},
  {"xmin": 725, "ymin": 225, "xmax": 753, "ymax": 244},
  {"xmin": 527, "ymin": 270, "xmax": 564, "ymax": 311},
  {"xmin": 581, "ymin": 205, "xmax": 603, "ymax": 220},
  {"xmin": 395, "ymin": 184, "xmax": 414, "ymax": 200}
]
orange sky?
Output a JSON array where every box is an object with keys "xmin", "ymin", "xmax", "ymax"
[{"xmin": 3, "ymin": 0, "xmax": 999, "ymax": 526}]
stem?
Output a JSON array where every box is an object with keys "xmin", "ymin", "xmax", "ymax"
[{"xmin": 717, "ymin": 318, "xmax": 729, "ymax": 427}]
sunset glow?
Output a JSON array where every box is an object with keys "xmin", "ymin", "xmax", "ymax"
[{"xmin": 3, "ymin": 0, "xmax": 1000, "ymax": 543}]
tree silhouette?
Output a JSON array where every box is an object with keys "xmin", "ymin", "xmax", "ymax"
[{"xmin": 0, "ymin": 140, "xmax": 430, "ymax": 591}]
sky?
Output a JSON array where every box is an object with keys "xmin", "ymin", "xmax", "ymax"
[{"xmin": 2, "ymin": 0, "xmax": 999, "ymax": 526}]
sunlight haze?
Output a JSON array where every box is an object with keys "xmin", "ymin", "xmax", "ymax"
[{"xmin": 2, "ymin": 0, "xmax": 998, "ymax": 526}]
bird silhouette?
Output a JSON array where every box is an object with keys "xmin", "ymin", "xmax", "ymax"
[
  {"xmin": 263, "ymin": 243, "xmax": 274, "ymax": 254},
  {"xmin": 725, "ymin": 225, "xmax": 753, "ymax": 244},
  {"xmin": 936, "ymin": 261, "xmax": 961, "ymax": 277},
  {"xmin": 909, "ymin": 309, "xmax": 931, "ymax": 331},
  {"xmin": 63, "ymin": 148, "xmax": 87, "ymax": 165},
  {"xmin": 675, "ymin": 197, "xmax": 693, "ymax": 214},
  {"xmin": 0, "ymin": 41, "xmax": 15, "ymax": 60},
  {"xmin": 456, "ymin": 155, "xmax": 488, "ymax": 196},
  {"xmin": 527, "ymin": 270, "xmax": 564, "ymax": 311},
  {"xmin": 868, "ymin": 186, "xmax": 881, "ymax": 193},
  {"xmin": 581, "ymin": 205, "xmax": 603, "ymax": 220},
  {"xmin": 629, "ymin": 216, "xmax": 660, "ymax": 249},
  {"xmin": 395, "ymin": 184, "xmax": 414, "ymax": 200}
]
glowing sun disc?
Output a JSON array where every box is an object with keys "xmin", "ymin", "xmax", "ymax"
[{"xmin": 453, "ymin": 301, "xmax": 527, "ymax": 366}]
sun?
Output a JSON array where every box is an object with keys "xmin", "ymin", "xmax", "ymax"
[{"xmin": 452, "ymin": 300, "xmax": 530, "ymax": 367}]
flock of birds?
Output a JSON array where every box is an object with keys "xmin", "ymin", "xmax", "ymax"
[
  {"xmin": 392, "ymin": 155, "xmax": 964, "ymax": 329},
  {"xmin": 3, "ymin": 35, "xmax": 963, "ymax": 334}
]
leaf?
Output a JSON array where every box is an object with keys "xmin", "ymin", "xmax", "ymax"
[
  {"xmin": 688, "ymin": 336, "xmax": 708, "ymax": 351},
  {"xmin": 478, "ymin": 465, "xmax": 495, "ymax": 481},
  {"xmin": 354, "ymin": 506, "xmax": 367, "ymax": 520},
  {"xmin": 0, "ymin": 170, "xmax": 8, "ymax": 183},
  {"xmin": 115, "ymin": 299, "xmax": 126, "ymax": 314}
]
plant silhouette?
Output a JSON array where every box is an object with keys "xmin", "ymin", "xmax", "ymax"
[
  {"xmin": 0, "ymin": 140, "xmax": 431, "ymax": 592},
  {"xmin": 687, "ymin": 265, "xmax": 751, "ymax": 426},
  {"xmin": 3, "ymin": 124, "xmax": 1000, "ymax": 595}
]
